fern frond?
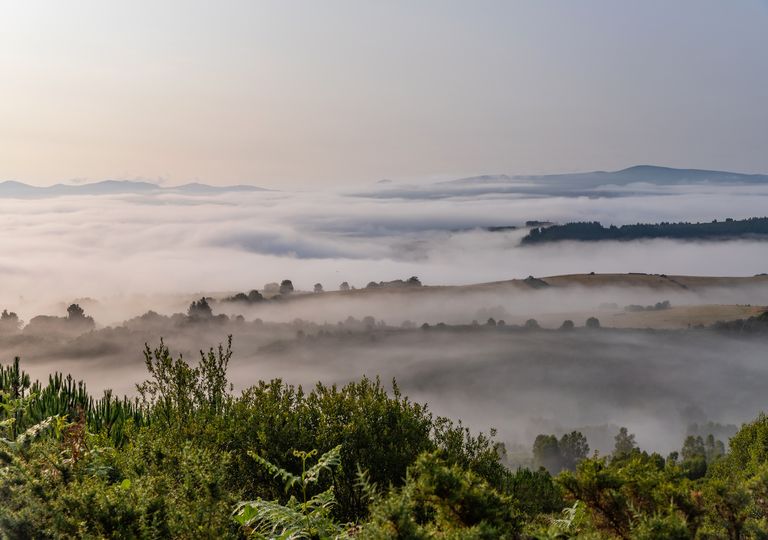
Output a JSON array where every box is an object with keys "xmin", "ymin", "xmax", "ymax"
[
  {"xmin": 305, "ymin": 487, "xmax": 336, "ymax": 514},
  {"xmin": 236, "ymin": 446, "xmax": 351, "ymax": 539},
  {"xmin": 235, "ymin": 490, "xmax": 351, "ymax": 539},
  {"xmin": 304, "ymin": 444, "xmax": 342, "ymax": 484},
  {"xmin": 248, "ymin": 450, "xmax": 301, "ymax": 492},
  {"xmin": 0, "ymin": 416, "xmax": 59, "ymax": 452},
  {"xmin": 354, "ymin": 465, "xmax": 379, "ymax": 504},
  {"xmin": 235, "ymin": 497, "xmax": 349, "ymax": 539}
]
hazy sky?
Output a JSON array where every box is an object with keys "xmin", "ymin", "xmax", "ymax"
[{"xmin": 1, "ymin": 1, "xmax": 767, "ymax": 188}]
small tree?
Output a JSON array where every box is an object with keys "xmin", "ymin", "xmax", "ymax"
[
  {"xmin": 188, "ymin": 298, "xmax": 213, "ymax": 319},
  {"xmin": 66, "ymin": 303, "xmax": 95, "ymax": 329},
  {"xmin": 313, "ymin": 283, "xmax": 324, "ymax": 293},
  {"xmin": 559, "ymin": 431, "xmax": 589, "ymax": 470},
  {"xmin": 279, "ymin": 280, "xmax": 294, "ymax": 295},
  {"xmin": 247, "ymin": 290, "xmax": 264, "ymax": 303},
  {"xmin": 137, "ymin": 337, "xmax": 232, "ymax": 427},
  {"xmin": 560, "ymin": 320, "xmax": 575, "ymax": 330},
  {"xmin": 612, "ymin": 427, "xmax": 637, "ymax": 459},
  {"xmin": 339, "ymin": 282, "xmax": 350, "ymax": 292},
  {"xmin": 525, "ymin": 318, "xmax": 540, "ymax": 329},
  {"xmin": 681, "ymin": 435, "xmax": 706, "ymax": 462},
  {"xmin": 67, "ymin": 303, "xmax": 86, "ymax": 320},
  {"xmin": 533, "ymin": 434, "xmax": 562, "ymax": 472},
  {"xmin": 704, "ymin": 434, "xmax": 725, "ymax": 463},
  {"xmin": 585, "ymin": 317, "xmax": 601, "ymax": 329},
  {"xmin": 0, "ymin": 309, "xmax": 21, "ymax": 331}
]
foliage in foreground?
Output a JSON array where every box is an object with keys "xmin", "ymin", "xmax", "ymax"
[
  {"xmin": 0, "ymin": 339, "xmax": 529, "ymax": 538},
  {"xmin": 361, "ymin": 452, "xmax": 522, "ymax": 539},
  {"xmin": 0, "ymin": 339, "xmax": 768, "ymax": 538},
  {"xmin": 234, "ymin": 445, "xmax": 351, "ymax": 539}
]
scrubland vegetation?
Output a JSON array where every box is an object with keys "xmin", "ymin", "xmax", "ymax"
[
  {"xmin": 0, "ymin": 291, "xmax": 766, "ymax": 538},
  {"xmin": 2, "ymin": 332, "xmax": 768, "ymax": 539}
]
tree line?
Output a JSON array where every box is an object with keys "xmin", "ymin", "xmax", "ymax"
[{"xmin": 522, "ymin": 216, "xmax": 768, "ymax": 244}]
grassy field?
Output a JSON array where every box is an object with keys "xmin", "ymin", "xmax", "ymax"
[
  {"xmin": 256, "ymin": 273, "xmax": 768, "ymax": 330},
  {"xmin": 538, "ymin": 304, "xmax": 766, "ymax": 330},
  {"xmin": 278, "ymin": 273, "xmax": 768, "ymax": 299}
]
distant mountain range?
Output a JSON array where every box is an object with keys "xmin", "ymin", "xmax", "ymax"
[
  {"xmin": 359, "ymin": 165, "xmax": 768, "ymax": 200},
  {"xmin": 6, "ymin": 166, "xmax": 767, "ymax": 200},
  {"xmin": 443, "ymin": 165, "xmax": 768, "ymax": 189},
  {"xmin": 0, "ymin": 180, "xmax": 269, "ymax": 198}
]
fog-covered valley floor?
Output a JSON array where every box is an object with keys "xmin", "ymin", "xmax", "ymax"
[{"xmin": 2, "ymin": 287, "xmax": 766, "ymax": 459}]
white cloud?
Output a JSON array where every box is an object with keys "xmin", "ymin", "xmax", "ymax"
[{"xmin": 0, "ymin": 184, "xmax": 767, "ymax": 324}]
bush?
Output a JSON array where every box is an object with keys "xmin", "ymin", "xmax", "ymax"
[{"xmin": 361, "ymin": 452, "xmax": 522, "ymax": 539}]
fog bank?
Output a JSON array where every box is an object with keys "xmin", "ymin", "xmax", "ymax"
[{"xmin": 1, "ymin": 184, "xmax": 768, "ymax": 324}]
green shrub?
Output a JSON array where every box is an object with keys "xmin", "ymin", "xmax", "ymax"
[{"xmin": 361, "ymin": 452, "xmax": 522, "ymax": 539}]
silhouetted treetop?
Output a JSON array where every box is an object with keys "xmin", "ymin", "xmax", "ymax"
[
  {"xmin": 67, "ymin": 303, "xmax": 86, "ymax": 320},
  {"xmin": 188, "ymin": 298, "xmax": 213, "ymax": 319},
  {"xmin": 279, "ymin": 279, "xmax": 294, "ymax": 295}
]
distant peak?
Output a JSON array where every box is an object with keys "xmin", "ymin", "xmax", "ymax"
[
  {"xmin": 615, "ymin": 165, "xmax": 674, "ymax": 173},
  {"xmin": 613, "ymin": 165, "xmax": 760, "ymax": 176},
  {"xmin": 0, "ymin": 180, "xmax": 32, "ymax": 187}
]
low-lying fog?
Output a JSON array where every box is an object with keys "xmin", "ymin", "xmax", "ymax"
[
  {"xmin": 1, "ymin": 181, "xmax": 767, "ymax": 460},
  {"xmin": 3, "ymin": 313, "xmax": 764, "ymax": 458},
  {"xmin": 0, "ymin": 183, "xmax": 768, "ymax": 324}
]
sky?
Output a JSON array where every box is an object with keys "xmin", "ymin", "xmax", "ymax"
[{"xmin": 1, "ymin": 1, "xmax": 767, "ymax": 189}]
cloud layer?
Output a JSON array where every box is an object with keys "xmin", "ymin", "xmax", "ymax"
[{"xmin": 1, "ymin": 182, "xmax": 768, "ymax": 323}]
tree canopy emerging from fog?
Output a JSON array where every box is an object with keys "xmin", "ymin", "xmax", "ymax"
[
  {"xmin": 612, "ymin": 426, "xmax": 638, "ymax": 459},
  {"xmin": 586, "ymin": 316, "xmax": 601, "ymax": 329},
  {"xmin": 533, "ymin": 431, "xmax": 590, "ymax": 473},
  {"xmin": 0, "ymin": 309, "xmax": 21, "ymax": 331},
  {"xmin": 522, "ymin": 216, "xmax": 768, "ymax": 245},
  {"xmin": 365, "ymin": 276, "xmax": 423, "ymax": 289},
  {"xmin": 279, "ymin": 279, "xmax": 294, "ymax": 295},
  {"xmin": 224, "ymin": 289, "xmax": 265, "ymax": 304},
  {"xmin": 66, "ymin": 303, "xmax": 86, "ymax": 320},
  {"xmin": 188, "ymin": 297, "xmax": 213, "ymax": 319}
]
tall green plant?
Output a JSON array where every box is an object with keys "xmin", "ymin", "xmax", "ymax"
[
  {"xmin": 234, "ymin": 445, "xmax": 351, "ymax": 539},
  {"xmin": 0, "ymin": 357, "xmax": 142, "ymax": 446},
  {"xmin": 137, "ymin": 336, "xmax": 233, "ymax": 428}
]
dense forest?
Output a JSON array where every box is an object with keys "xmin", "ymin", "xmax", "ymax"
[
  {"xmin": 521, "ymin": 217, "xmax": 768, "ymax": 245},
  {"xmin": 1, "ymin": 337, "xmax": 768, "ymax": 538}
]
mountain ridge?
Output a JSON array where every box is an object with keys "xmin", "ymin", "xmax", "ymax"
[
  {"xmin": 446, "ymin": 165, "xmax": 768, "ymax": 187},
  {"xmin": 356, "ymin": 165, "xmax": 768, "ymax": 200},
  {"xmin": 0, "ymin": 179, "xmax": 270, "ymax": 198}
]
